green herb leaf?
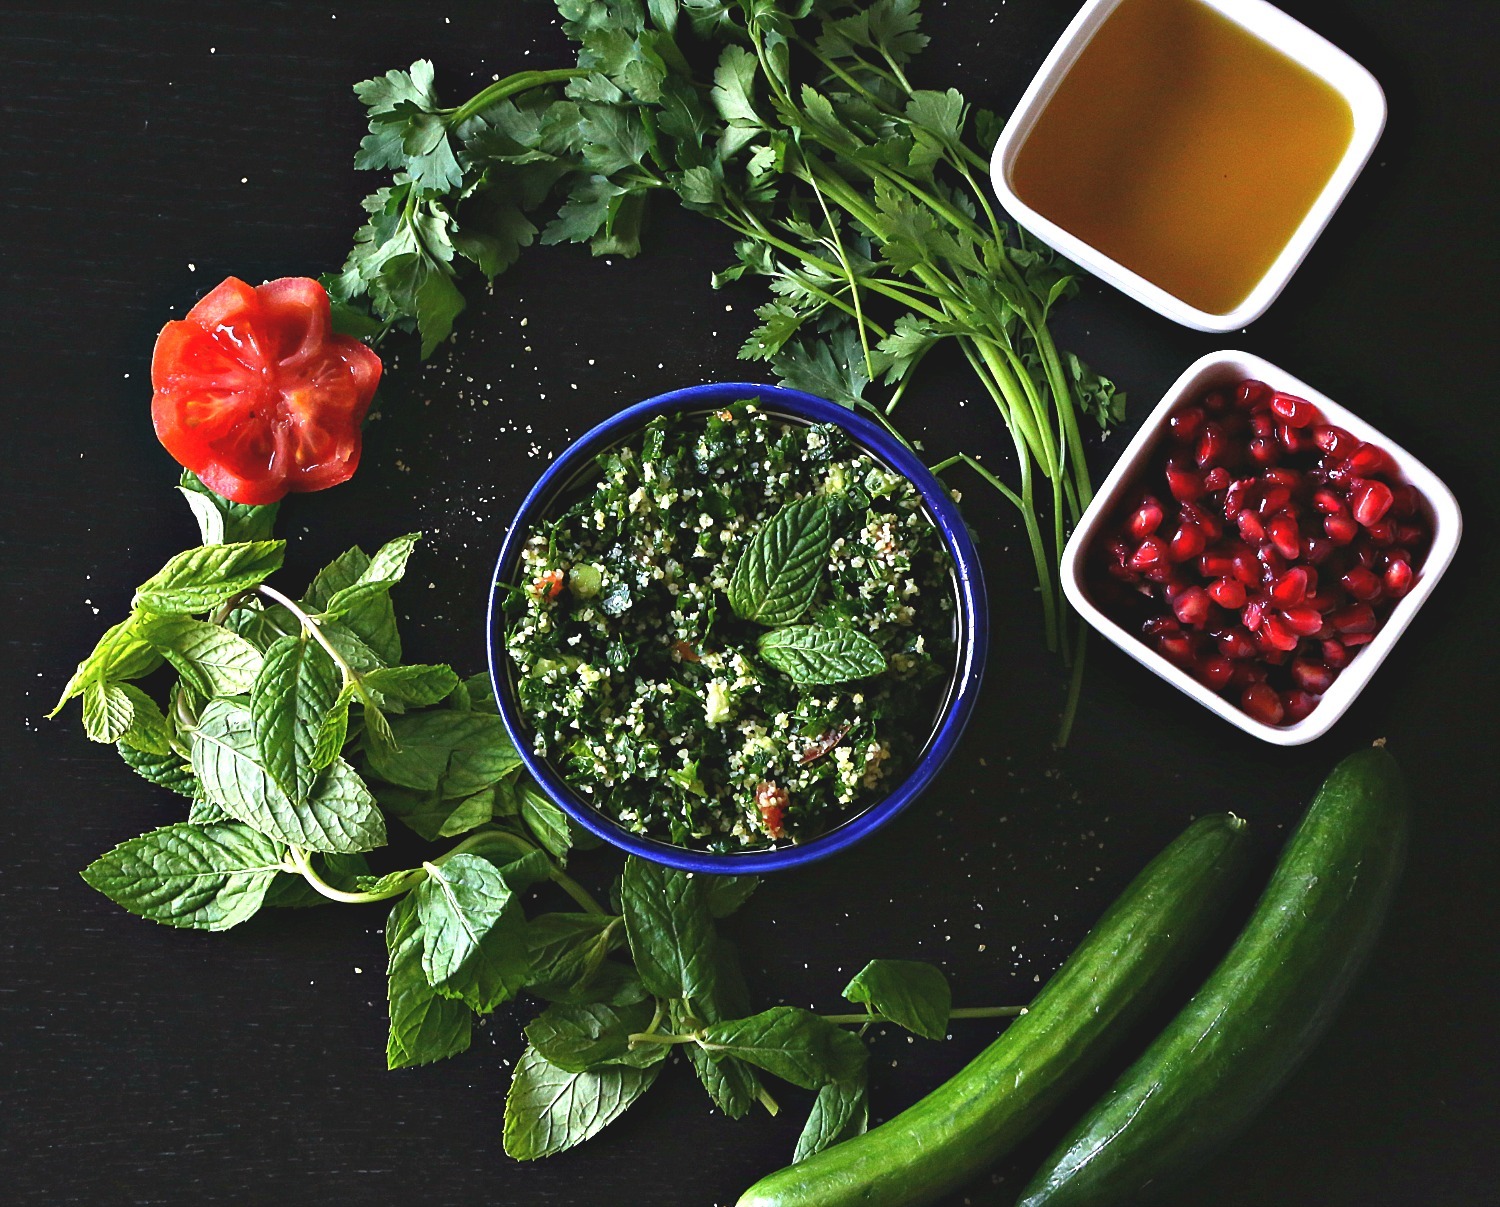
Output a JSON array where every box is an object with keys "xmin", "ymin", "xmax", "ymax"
[
  {"xmin": 136, "ymin": 614, "xmax": 265, "ymax": 699},
  {"xmin": 520, "ymin": 783, "xmax": 573, "ymax": 861},
  {"xmin": 727, "ymin": 496, "xmax": 832, "ymax": 625},
  {"xmin": 379, "ymin": 784, "xmax": 501, "ymax": 842},
  {"xmin": 526, "ymin": 913, "xmax": 633, "ymax": 1004},
  {"xmin": 503, "ymin": 1045, "xmax": 660, "ymax": 1160},
  {"xmin": 620, "ymin": 856, "xmax": 719, "ymax": 1003},
  {"xmin": 81, "ymin": 822, "xmax": 283, "ymax": 931},
  {"xmin": 843, "ymin": 959, "xmax": 951, "ymax": 1040},
  {"xmin": 384, "ymin": 894, "xmax": 473, "ymax": 1069},
  {"xmin": 757, "ymin": 624, "xmax": 886, "ymax": 685},
  {"xmin": 700, "ymin": 1006, "xmax": 867, "ymax": 1091},
  {"xmin": 415, "ymin": 853, "xmax": 527, "ymax": 1012},
  {"xmin": 524, "ymin": 999, "xmax": 656, "ymax": 1072},
  {"xmin": 361, "ymin": 663, "xmax": 459, "ymax": 707},
  {"xmin": 82, "ymin": 680, "xmax": 136, "ymax": 744},
  {"xmin": 311, "ymin": 682, "xmax": 357, "ymax": 772},
  {"xmin": 192, "ymin": 699, "xmax": 386, "ymax": 854},
  {"xmin": 52, "ymin": 616, "xmax": 162, "ymax": 715},
  {"xmin": 133, "ymin": 541, "xmax": 285, "ymax": 615},
  {"xmin": 178, "ymin": 471, "xmax": 280, "ymax": 544},
  {"xmin": 705, "ymin": 875, "xmax": 759, "ymax": 919},
  {"xmin": 250, "ymin": 635, "xmax": 342, "ymax": 803},
  {"xmin": 364, "ymin": 710, "xmax": 521, "ymax": 796},
  {"xmin": 118, "ymin": 741, "xmax": 200, "ymax": 797},
  {"xmin": 794, "ymin": 1077, "xmax": 869, "ymax": 1161},
  {"xmin": 116, "ymin": 684, "xmax": 173, "ymax": 755}
]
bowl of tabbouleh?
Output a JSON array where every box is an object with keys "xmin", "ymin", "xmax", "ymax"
[{"xmin": 487, "ymin": 382, "xmax": 987, "ymax": 873}]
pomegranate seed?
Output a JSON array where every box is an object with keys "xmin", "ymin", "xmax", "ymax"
[
  {"xmin": 1208, "ymin": 577, "xmax": 1247, "ymax": 608},
  {"xmin": 1224, "ymin": 478, "xmax": 1256, "ymax": 518},
  {"xmin": 1260, "ymin": 615, "xmax": 1300, "ymax": 651},
  {"xmin": 1366, "ymin": 520, "xmax": 1395, "ymax": 547},
  {"xmin": 1203, "ymin": 391, "xmax": 1229, "ymax": 413},
  {"xmin": 1351, "ymin": 480, "xmax": 1394, "ymax": 526},
  {"xmin": 1170, "ymin": 525, "xmax": 1207, "ymax": 563},
  {"xmin": 1195, "ymin": 423, "xmax": 1229, "ymax": 468},
  {"xmin": 1302, "ymin": 536, "xmax": 1334, "ymax": 565},
  {"xmin": 1342, "ymin": 631, "xmax": 1375, "ymax": 647},
  {"xmin": 1142, "ymin": 615, "xmax": 1181, "ymax": 638},
  {"xmin": 1249, "ymin": 436, "xmax": 1279, "ymax": 465},
  {"xmin": 1158, "ymin": 634, "xmax": 1195, "ymax": 666},
  {"xmin": 1280, "ymin": 606, "xmax": 1324, "ymax": 637},
  {"xmin": 1241, "ymin": 683, "xmax": 1285, "ymax": 725},
  {"xmin": 1324, "ymin": 514, "xmax": 1359, "ymax": 545},
  {"xmin": 1197, "ymin": 657, "xmax": 1236, "ymax": 690},
  {"xmin": 1384, "ymin": 559, "xmax": 1414, "ymax": 597},
  {"xmin": 1282, "ymin": 690, "xmax": 1320, "ymax": 723},
  {"xmin": 1173, "ymin": 586, "xmax": 1212, "ymax": 627},
  {"xmin": 1270, "ymin": 392, "xmax": 1319, "ymax": 427},
  {"xmin": 1179, "ymin": 501, "xmax": 1224, "ymax": 540},
  {"xmin": 1106, "ymin": 562, "xmax": 1139, "ymax": 583},
  {"xmin": 1314, "ymin": 425, "xmax": 1359, "ymax": 458},
  {"xmin": 1340, "ymin": 566, "xmax": 1383, "ymax": 602},
  {"xmin": 1257, "ymin": 484, "xmax": 1293, "ymax": 516},
  {"xmin": 1231, "ymin": 551, "xmax": 1261, "ymax": 586},
  {"xmin": 1169, "ymin": 405, "xmax": 1205, "ymax": 443},
  {"xmin": 1242, "ymin": 600, "xmax": 1266, "ymax": 632},
  {"xmin": 1390, "ymin": 484, "xmax": 1419, "ymax": 518},
  {"xmin": 1264, "ymin": 467, "xmax": 1303, "ymax": 490},
  {"xmin": 1236, "ymin": 380, "xmax": 1270, "ymax": 409},
  {"xmin": 1219, "ymin": 628, "xmax": 1258, "ymax": 660},
  {"xmin": 1142, "ymin": 563, "xmax": 1171, "ymax": 583},
  {"xmin": 1130, "ymin": 536, "xmax": 1169, "ymax": 570},
  {"xmin": 1322, "ymin": 639, "xmax": 1352, "ymax": 668},
  {"xmin": 1269, "ymin": 515, "xmax": 1301, "ymax": 559},
  {"xmin": 1270, "ymin": 567, "xmax": 1309, "ymax": 606},
  {"xmin": 1128, "ymin": 497, "xmax": 1165, "ymax": 539},
  {"xmin": 1238, "ymin": 511, "xmax": 1266, "ymax": 543},
  {"xmin": 1325, "ymin": 459, "xmax": 1356, "ymax": 487},
  {"xmin": 1199, "ymin": 551, "xmax": 1236, "ymax": 578},
  {"xmin": 1354, "ymin": 542, "xmax": 1379, "ymax": 568},
  {"xmin": 1312, "ymin": 489, "xmax": 1346, "ymax": 515},
  {"xmin": 1331, "ymin": 603, "xmax": 1377, "ymax": 634},
  {"xmin": 1165, "ymin": 461, "xmax": 1205, "ymax": 502},
  {"xmin": 1394, "ymin": 523, "xmax": 1425, "ymax": 548},
  {"xmin": 1203, "ymin": 466, "xmax": 1231, "ymax": 492},
  {"xmin": 1347, "ymin": 443, "xmax": 1393, "ymax": 476},
  {"xmin": 1231, "ymin": 663, "xmax": 1269, "ymax": 687},
  {"xmin": 1291, "ymin": 659, "xmax": 1335, "ymax": 693},
  {"xmin": 1256, "ymin": 544, "xmax": 1287, "ymax": 580},
  {"xmin": 1250, "ymin": 412, "xmax": 1275, "ymax": 439}
]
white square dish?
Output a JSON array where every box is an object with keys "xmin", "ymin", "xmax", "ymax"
[
  {"xmin": 989, "ymin": 0, "xmax": 1387, "ymax": 332},
  {"xmin": 1061, "ymin": 350, "xmax": 1462, "ymax": 744}
]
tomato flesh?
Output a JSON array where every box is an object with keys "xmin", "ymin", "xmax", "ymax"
[{"xmin": 151, "ymin": 276, "xmax": 381, "ymax": 504}]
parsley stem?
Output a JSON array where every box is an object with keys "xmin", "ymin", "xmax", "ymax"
[
  {"xmin": 444, "ymin": 68, "xmax": 587, "ymax": 128},
  {"xmin": 756, "ymin": 1085, "xmax": 782, "ymax": 1116},
  {"xmin": 627, "ymin": 1031, "xmax": 699, "ymax": 1046}
]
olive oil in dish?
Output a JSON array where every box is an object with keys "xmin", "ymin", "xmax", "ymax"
[{"xmin": 1009, "ymin": 0, "xmax": 1355, "ymax": 316}]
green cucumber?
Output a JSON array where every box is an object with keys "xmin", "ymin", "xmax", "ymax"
[
  {"xmin": 735, "ymin": 813, "xmax": 1254, "ymax": 1207},
  {"xmin": 1017, "ymin": 744, "xmax": 1409, "ymax": 1207}
]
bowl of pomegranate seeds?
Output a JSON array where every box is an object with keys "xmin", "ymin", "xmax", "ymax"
[{"xmin": 1063, "ymin": 350, "xmax": 1461, "ymax": 744}]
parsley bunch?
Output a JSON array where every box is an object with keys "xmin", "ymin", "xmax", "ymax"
[
  {"xmin": 330, "ymin": 0, "xmax": 1124, "ymax": 739},
  {"xmin": 57, "ymin": 472, "xmax": 1021, "ymax": 1161}
]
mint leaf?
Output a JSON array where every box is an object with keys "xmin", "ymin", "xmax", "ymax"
[
  {"xmin": 503, "ymin": 1045, "xmax": 660, "ymax": 1160},
  {"xmin": 81, "ymin": 822, "xmax": 283, "ymax": 931},
  {"xmin": 82, "ymin": 680, "xmax": 136, "ymax": 744},
  {"xmin": 843, "ymin": 959, "xmax": 950, "ymax": 1040},
  {"xmin": 519, "ymin": 783, "xmax": 573, "ymax": 861},
  {"xmin": 526, "ymin": 913, "xmax": 633, "ymax": 1004},
  {"xmin": 319, "ymin": 532, "xmax": 421, "ymax": 619},
  {"xmin": 52, "ymin": 616, "xmax": 162, "ymax": 715},
  {"xmin": 187, "ymin": 797, "xmax": 232, "ymax": 825},
  {"xmin": 415, "ymin": 854, "xmax": 527, "ymax": 1012},
  {"xmin": 134, "ymin": 541, "xmax": 285, "ymax": 615},
  {"xmin": 620, "ymin": 856, "xmax": 718, "ymax": 1002},
  {"xmin": 794, "ymin": 1077, "xmax": 869, "ymax": 1161},
  {"xmin": 118, "ymin": 741, "xmax": 199, "ymax": 797},
  {"xmin": 192, "ymin": 699, "xmax": 385, "ymax": 854},
  {"xmin": 705, "ymin": 875, "xmax": 759, "ymax": 919},
  {"xmin": 304, "ymin": 546, "xmax": 399, "ymax": 663},
  {"xmin": 251, "ymin": 635, "xmax": 342, "ymax": 803},
  {"xmin": 701, "ymin": 1007, "xmax": 867, "ymax": 1091},
  {"xmin": 178, "ymin": 471, "xmax": 280, "ymax": 544},
  {"xmin": 525, "ymin": 999, "xmax": 656, "ymax": 1073},
  {"xmin": 757, "ymin": 624, "xmax": 886, "ymax": 685},
  {"xmin": 311, "ymin": 682, "xmax": 356, "ymax": 772},
  {"xmin": 116, "ymin": 684, "xmax": 172, "ymax": 755},
  {"xmin": 364, "ymin": 710, "xmax": 520, "ymax": 796},
  {"xmin": 137, "ymin": 614, "xmax": 264, "ymax": 698},
  {"xmin": 361, "ymin": 663, "xmax": 459, "ymax": 707},
  {"xmin": 385, "ymin": 894, "xmax": 472, "ymax": 1069},
  {"xmin": 727, "ymin": 497, "xmax": 832, "ymax": 625},
  {"xmin": 379, "ymin": 784, "xmax": 498, "ymax": 842}
]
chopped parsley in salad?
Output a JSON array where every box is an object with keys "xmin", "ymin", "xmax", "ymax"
[{"xmin": 503, "ymin": 401, "xmax": 957, "ymax": 851}]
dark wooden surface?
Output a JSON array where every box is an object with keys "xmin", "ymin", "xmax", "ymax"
[{"xmin": 4, "ymin": 2, "xmax": 1497, "ymax": 1203}]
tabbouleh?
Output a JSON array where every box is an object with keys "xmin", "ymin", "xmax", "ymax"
[{"xmin": 503, "ymin": 401, "xmax": 957, "ymax": 851}]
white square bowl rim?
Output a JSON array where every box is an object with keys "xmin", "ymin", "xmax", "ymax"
[
  {"xmin": 1061, "ymin": 349, "xmax": 1463, "ymax": 745},
  {"xmin": 989, "ymin": 0, "xmax": 1388, "ymax": 332}
]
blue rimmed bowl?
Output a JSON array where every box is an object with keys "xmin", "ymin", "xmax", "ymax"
[{"xmin": 486, "ymin": 382, "xmax": 987, "ymax": 874}]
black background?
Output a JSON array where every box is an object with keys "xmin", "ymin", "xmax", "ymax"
[{"xmin": 4, "ymin": 1, "xmax": 1497, "ymax": 1204}]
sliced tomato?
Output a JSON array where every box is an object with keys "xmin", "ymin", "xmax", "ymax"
[{"xmin": 151, "ymin": 276, "xmax": 382, "ymax": 505}]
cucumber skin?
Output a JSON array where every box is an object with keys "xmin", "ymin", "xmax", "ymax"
[
  {"xmin": 735, "ymin": 813, "xmax": 1254, "ymax": 1207},
  {"xmin": 1017, "ymin": 745, "xmax": 1409, "ymax": 1207}
]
